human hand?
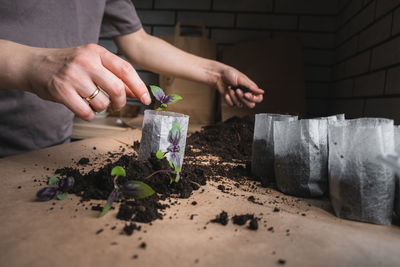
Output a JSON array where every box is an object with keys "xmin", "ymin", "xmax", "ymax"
[
  {"xmin": 26, "ymin": 43, "xmax": 151, "ymax": 121},
  {"xmin": 216, "ymin": 67, "xmax": 264, "ymax": 108}
]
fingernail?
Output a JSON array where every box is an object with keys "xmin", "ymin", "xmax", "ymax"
[{"xmin": 140, "ymin": 93, "xmax": 151, "ymax": 105}]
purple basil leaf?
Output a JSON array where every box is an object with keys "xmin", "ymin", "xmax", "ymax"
[
  {"xmin": 168, "ymin": 123, "xmax": 181, "ymax": 146},
  {"xmin": 37, "ymin": 186, "xmax": 59, "ymax": 201},
  {"xmin": 121, "ymin": 180, "xmax": 155, "ymax": 199},
  {"xmin": 160, "ymin": 95, "xmax": 173, "ymax": 104},
  {"xmin": 57, "ymin": 177, "xmax": 74, "ymax": 192},
  {"xmin": 150, "ymin": 85, "xmax": 165, "ymax": 102}
]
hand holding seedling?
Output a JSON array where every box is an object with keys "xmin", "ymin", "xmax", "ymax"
[
  {"xmin": 150, "ymin": 85, "xmax": 182, "ymax": 110},
  {"xmin": 99, "ymin": 166, "xmax": 155, "ymax": 217},
  {"xmin": 36, "ymin": 176, "xmax": 74, "ymax": 201}
]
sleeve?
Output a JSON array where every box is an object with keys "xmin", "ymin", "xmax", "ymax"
[{"xmin": 100, "ymin": 0, "xmax": 142, "ymax": 38}]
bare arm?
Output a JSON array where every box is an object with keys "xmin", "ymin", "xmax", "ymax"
[
  {"xmin": 0, "ymin": 39, "xmax": 150, "ymax": 121},
  {"xmin": 114, "ymin": 29, "xmax": 264, "ymax": 108}
]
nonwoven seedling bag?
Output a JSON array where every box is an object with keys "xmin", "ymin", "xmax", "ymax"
[
  {"xmin": 394, "ymin": 125, "xmax": 400, "ymax": 216},
  {"xmin": 274, "ymin": 118, "xmax": 330, "ymax": 197},
  {"xmin": 328, "ymin": 118, "xmax": 395, "ymax": 225},
  {"xmin": 251, "ymin": 113, "xmax": 298, "ymax": 185},
  {"xmin": 139, "ymin": 110, "xmax": 189, "ymax": 169}
]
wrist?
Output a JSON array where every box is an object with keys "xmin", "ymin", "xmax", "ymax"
[
  {"xmin": 203, "ymin": 59, "xmax": 227, "ymax": 88},
  {"xmin": 0, "ymin": 40, "xmax": 38, "ymax": 92}
]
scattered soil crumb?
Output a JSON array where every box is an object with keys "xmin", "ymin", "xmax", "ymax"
[
  {"xmin": 210, "ymin": 211, "xmax": 229, "ymax": 225},
  {"xmin": 77, "ymin": 157, "xmax": 90, "ymax": 165},
  {"xmin": 139, "ymin": 242, "xmax": 147, "ymax": 249},
  {"xmin": 123, "ymin": 223, "xmax": 141, "ymax": 236},
  {"xmin": 232, "ymin": 214, "xmax": 254, "ymax": 226},
  {"xmin": 248, "ymin": 218, "xmax": 259, "ymax": 230},
  {"xmin": 96, "ymin": 229, "xmax": 103, "ymax": 235},
  {"xmin": 277, "ymin": 259, "xmax": 286, "ymax": 265},
  {"xmin": 247, "ymin": 195, "xmax": 263, "ymax": 205}
]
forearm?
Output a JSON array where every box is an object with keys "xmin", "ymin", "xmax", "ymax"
[
  {"xmin": 0, "ymin": 39, "xmax": 37, "ymax": 91},
  {"xmin": 114, "ymin": 29, "xmax": 227, "ymax": 87}
]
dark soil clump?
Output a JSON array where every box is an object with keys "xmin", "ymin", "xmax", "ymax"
[
  {"xmin": 123, "ymin": 223, "xmax": 141, "ymax": 236},
  {"xmin": 77, "ymin": 157, "xmax": 90, "ymax": 165},
  {"xmin": 248, "ymin": 218, "xmax": 259, "ymax": 230},
  {"xmin": 210, "ymin": 211, "xmax": 229, "ymax": 225},
  {"xmin": 232, "ymin": 214, "xmax": 254, "ymax": 225}
]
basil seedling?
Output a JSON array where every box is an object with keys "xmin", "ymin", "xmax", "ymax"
[
  {"xmin": 156, "ymin": 123, "xmax": 182, "ymax": 183},
  {"xmin": 99, "ymin": 166, "xmax": 155, "ymax": 217},
  {"xmin": 150, "ymin": 85, "xmax": 182, "ymax": 110},
  {"xmin": 36, "ymin": 176, "xmax": 74, "ymax": 201}
]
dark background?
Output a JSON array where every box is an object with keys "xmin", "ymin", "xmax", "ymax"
[{"xmin": 99, "ymin": 0, "xmax": 400, "ymax": 122}]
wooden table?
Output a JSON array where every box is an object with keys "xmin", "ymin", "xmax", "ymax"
[{"xmin": 1, "ymin": 130, "xmax": 399, "ymax": 267}]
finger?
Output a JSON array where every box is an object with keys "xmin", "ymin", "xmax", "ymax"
[
  {"xmin": 60, "ymin": 85, "xmax": 96, "ymax": 121},
  {"xmin": 91, "ymin": 66, "xmax": 126, "ymax": 111},
  {"xmin": 58, "ymin": 65, "xmax": 110, "ymax": 113},
  {"xmin": 100, "ymin": 51, "xmax": 151, "ymax": 105},
  {"xmin": 229, "ymin": 88, "xmax": 242, "ymax": 108},
  {"xmin": 84, "ymin": 86, "xmax": 110, "ymax": 112},
  {"xmin": 224, "ymin": 93, "xmax": 234, "ymax": 107},
  {"xmin": 237, "ymin": 75, "xmax": 264, "ymax": 95},
  {"xmin": 125, "ymin": 85, "xmax": 136, "ymax": 98},
  {"xmin": 235, "ymin": 89, "xmax": 256, "ymax": 109},
  {"xmin": 244, "ymin": 92, "xmax": 263, "ymax": 103}
]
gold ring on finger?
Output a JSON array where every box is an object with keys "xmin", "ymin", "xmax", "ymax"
[{"xmin": 85, "ymin": 87, "xmax": 101, "ymax": 102}]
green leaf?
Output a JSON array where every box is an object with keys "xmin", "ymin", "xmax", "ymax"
[
  {"xmin": 150, "ymin": 85, "xmax": 165, "ymax": 99},
  {"xmin": 172, "ymin": 123, "xmax": 181, "ymax": 131},
  {"xmin": 156, "ymin": 107, "xmax": 163, "ymax": 111},
  {"xmin": 48, "ymin": 176, "xmax": 59, "ymax": 185},
  {"xmin": 111, "ymin": 166, "xmax": 126, "ymax": 177},
  {"xmin": 161, "ymin": 103, "xmax": 168, "ymax": 108},
  {"xmin": 169, "ymin": 94, "xmax": 183, "ymax": 104},
  {"xmin": 128, "ymin": 180, "xmax": 155, "ymax": 199},
  {"xmin": 56, "ymin": 192, "xmax": 68, "ymax": 200},
  {"xmin": 156, "ymin": 150, "xmax": 165, "ymax": 159},
  {"xmin": 99, "ymin": 203, "xmax": 111, "ymax": 217}
]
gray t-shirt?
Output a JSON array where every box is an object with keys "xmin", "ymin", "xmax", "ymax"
[{"xmin": 0, "ymin": 0, "xmax": 142, "ymax": 157}]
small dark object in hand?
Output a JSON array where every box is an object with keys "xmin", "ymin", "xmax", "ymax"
[{"xmin": 232, "ymin": 85, "xmax": 251, "ymax": 94}]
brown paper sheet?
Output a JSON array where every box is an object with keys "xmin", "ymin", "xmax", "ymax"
[{"xmin": 0, "ymin": 129, "xmax": 399, "ymax": 267}]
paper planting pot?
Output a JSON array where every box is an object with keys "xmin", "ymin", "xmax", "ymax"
[
  {"xmin": 138, "ymin": 110, "xmax": 189, "ymax": 169},
  {"xmin": 251, "ymin": 113, "xmax": 298, "ymax": 186},
  {"xmin": 274, "ymin": 118, "xmax": 332, "ymax": 197},
  {"xmin": 394, "ymin": 126, "xmax": 400, "ymax": 216},
  {"xmin": 328, "ymin": 118, "xmax": 395, "ymax": 225}
]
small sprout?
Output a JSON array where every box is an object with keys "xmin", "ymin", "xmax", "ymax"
[
  {"xmin": 56, "ymin": 193, "xmax": 68, "ymax": 200},
  {"xmin": 36, "ymin": 176, "xmax": 74, "ymax": 201},
  {"xmin": 111, "ymin": 166, "xmax": 126, "ymax": 177},
  {"xmin": 48, "ymin": 176, "xmax": 59, "ymax": 185},
  {"xmin": 99, "ymin": 166, "xmax": 155, "ymax": 217},
  {"xmin": 150, "ymin": 85, "xmax": 182, "ymax": 110},
  {"xmin": 156, "ymin": 150, "xmax": 165, "ymax": 159}
]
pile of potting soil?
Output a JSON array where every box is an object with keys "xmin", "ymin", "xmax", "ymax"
[
  {"xmin": 185, "ymin": 116, "xmax": 258, "ymax": 182},
  {"xmin": 55, "ymin": 154, "xmax": 207, "ymax": 226},
  {"xmin": 51, "ymin": 116, "xmax": 256, "ymax": 231},
  {"xmin": 186, "ymin": 116, "xmax": 254, "ymax": 161}
]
